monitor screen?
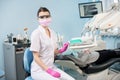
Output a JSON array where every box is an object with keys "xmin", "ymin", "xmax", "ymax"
[{"xmin": 78, "ymin": 1, "xmax": 103, "ymax": 18}]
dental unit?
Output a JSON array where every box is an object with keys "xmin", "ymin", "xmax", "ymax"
[{"xmin": 54, "ymin": 2, "xmax": 120, "ymax": 80}]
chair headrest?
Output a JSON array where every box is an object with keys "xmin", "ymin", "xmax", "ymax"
[{"xmin": 23, "ymin": 48, "xmax": 33, "ymax": 73}]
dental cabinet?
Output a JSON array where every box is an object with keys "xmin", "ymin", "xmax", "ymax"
[{"xmin": 3, "ymin": 43, "xmax": 30, "ymax": 80}]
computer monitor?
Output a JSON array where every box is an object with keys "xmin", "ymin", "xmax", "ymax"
[{"xmin": 78, "ymin": 1, "xmax": 103, "ymax": 18}]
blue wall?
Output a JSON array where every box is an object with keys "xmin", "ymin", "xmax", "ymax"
[{"xmin": 0, "ymin": 0, "xmax": 101, "ymax": 69}]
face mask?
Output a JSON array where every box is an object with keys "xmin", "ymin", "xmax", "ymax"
[{"xmin": 38, "ymin": 18, "xmax": 52, "ymax": 27}]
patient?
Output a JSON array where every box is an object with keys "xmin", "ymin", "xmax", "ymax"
[
  {"xmin": 74, "ymin": 48, "xmax": 120, "ymax": 65},
  {"xmin": 55, "ymin": 48, "xmax": 120, "ymax": 66}
]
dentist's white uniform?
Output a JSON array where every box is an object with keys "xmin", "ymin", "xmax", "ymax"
[{"xmin": 30, "ymin": 26, "xmax": 75, "ymax": 80}]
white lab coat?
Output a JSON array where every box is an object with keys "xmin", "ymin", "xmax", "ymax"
[{"xmin": 30, "ymin": 26, "xmax": 75, "ymax": 80}]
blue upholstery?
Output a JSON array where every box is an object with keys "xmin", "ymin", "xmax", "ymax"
[{"xmin": 23, "ymin": 48, "xmax": 33, "ymax": 80}]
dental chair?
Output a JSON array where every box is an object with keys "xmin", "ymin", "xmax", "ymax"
[
  {"xmin": 23, "ymin": 48, "xmax": 33, "ymax": 80},
  {"xmin": 55, "ymin": 54, "xmax": 120, "ymax": 80}
]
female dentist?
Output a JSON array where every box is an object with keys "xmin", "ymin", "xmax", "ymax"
[{"xmin": 30, "ymin": 7, "xmax": 75, "ymax": 80}]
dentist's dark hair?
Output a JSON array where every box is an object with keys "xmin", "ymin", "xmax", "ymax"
[{"xmin": 37, "ymin": 7, "xmax": 51, "ymax": 17}]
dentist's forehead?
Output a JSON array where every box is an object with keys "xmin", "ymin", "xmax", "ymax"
[{"xmin": 39, "ymin": 12, "xmax": 50, "ymax": 16}]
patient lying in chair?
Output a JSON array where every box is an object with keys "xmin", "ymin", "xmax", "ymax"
[
  {"xmin": 67, "ymin": 48, "xmax": 120, "ymax": 66},
  {"xmin": 55, "ymin": 48, "xmax": 120, "ymax": 67},
  {"xmin": 55, "ymin": 48, "xmax": 120, "ymax": 74}
]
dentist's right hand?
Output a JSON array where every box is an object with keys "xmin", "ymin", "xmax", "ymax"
[{"xmin": 46, "ymin": 68, "xmax": 61, "ymax": 78}]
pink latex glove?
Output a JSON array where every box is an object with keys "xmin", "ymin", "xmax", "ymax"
[
  {"xmin": 59, "ymin": 42, "xmax": 69, "ymax": 53},
  {"xmin": 46, "ymin": 68, "xmax": 61, "ymax": 78}
]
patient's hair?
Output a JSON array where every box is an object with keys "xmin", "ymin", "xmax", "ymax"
[{"xmin": 37, "ymin": 7, "xmax": 51, "ymax": 17}]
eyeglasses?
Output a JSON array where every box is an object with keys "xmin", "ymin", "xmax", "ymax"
[{"xmin": 38, "ymin": 15, "xmax": 51, "ymax": 19}]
